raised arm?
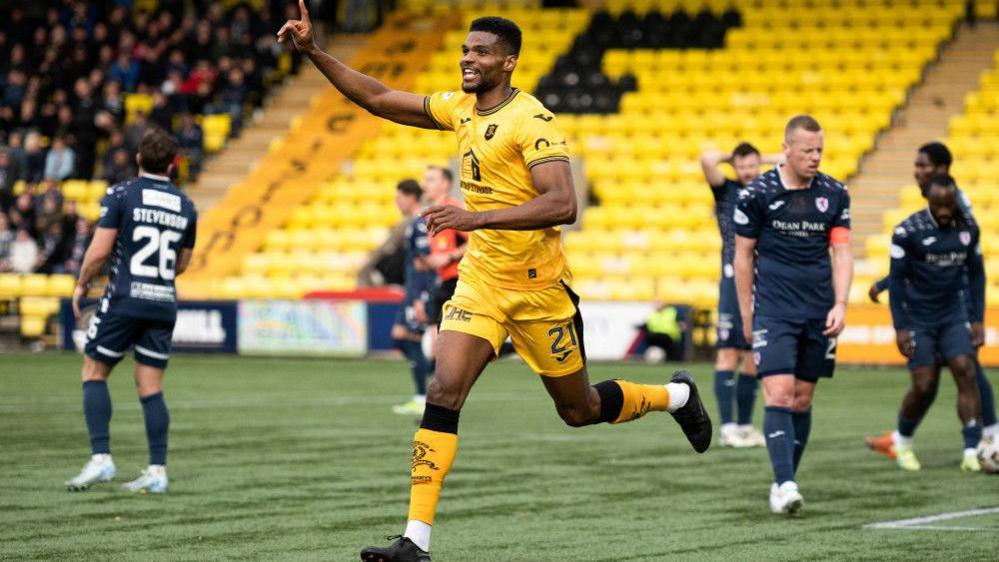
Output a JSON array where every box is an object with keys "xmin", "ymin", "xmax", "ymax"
[
  {"xmin": 423, "ymin": 160, "xmax": 576, "ymax": 235},
  {"xmin": 699, "ymin": 150, "xmax": 729, "ymax": 188},
  {"xmin": 734, "ymin": 234, "xmax": 757, "ymax": 345},
  {"xmin": 278, "ymin": 0, "xmax": 437, "ymax": 129}
]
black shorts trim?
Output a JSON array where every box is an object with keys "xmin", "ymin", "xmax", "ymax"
[{"xmin": 560, "ymin": 281, "xmax": 587, "ymax": 365}]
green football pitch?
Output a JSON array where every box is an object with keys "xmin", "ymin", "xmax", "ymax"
[{"xmin": 2, "ymin": 352, "xmax": 997, "ymax": 561}]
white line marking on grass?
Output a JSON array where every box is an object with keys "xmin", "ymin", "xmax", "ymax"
[{"xmin": 863, "ymin": 507, "xmax": 999, "ymax": 532}]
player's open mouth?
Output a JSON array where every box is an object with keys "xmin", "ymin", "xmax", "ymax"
[{"xmin": 462, "ymin": 68, "xmax": 478, "ymax": 80}]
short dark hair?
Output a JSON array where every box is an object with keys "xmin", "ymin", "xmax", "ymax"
[
  {"xmin": 784, "ymin": 114, "xmax": 822, "ymax": 142},
  {"xmin": 396, "ymin": 178, "xmax": 423, "ymax": 199},
  {"xmin": 428, "ymin": 165, "xmax": 453, "ymax": 185},
  {"xmin": 732, "ymin": 142, "xmax": 760, "ymax": 159},
  {"xmin": 919, "ymin": 142, "xmax": 952, "ymax": 168},
  {"xmin": 469, "ymin": 17, "xmax": 522, "ymax": 56},
  {"xmin": 138, "ymin": 128, "xmax": 179, "ymax": 174},
  {"xmin": 928, "ymin": 173, "xmax": 956, "ymax": 191}
]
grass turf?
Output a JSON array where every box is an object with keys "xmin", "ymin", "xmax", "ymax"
[{"xmin": 1, "ymin": 352, "xmax": 997, "ymax": 561}]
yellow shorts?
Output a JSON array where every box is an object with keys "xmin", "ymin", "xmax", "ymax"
[{"xmin": 439, "ymin": 278, "xmax": 586, "ymax": 377}]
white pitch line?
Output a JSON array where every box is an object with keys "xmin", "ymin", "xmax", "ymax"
[{"xmin": 863, "ymin": 506, "xmax": 999, "ymax": 531}]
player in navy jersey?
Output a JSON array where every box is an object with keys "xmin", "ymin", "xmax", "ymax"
[
  {"xmin": 701, "ymin": 144, "xmax": 783, "ymax": 448},
  {"xmin": 866, "ymin": 143, "xmax": 997, "ymax": 453},
  {"xmin": 391, "ymin": 179, "xmax": 436, "ymax": 416},
  {"xmin": 66, "ymin": 129, "xmax": 197, "ymax": 493},
  {"xmin": 734, "ymin": 115, "xmax": 853, "ymax": 514},
  {"xmin": 867, "ymin": 175, "xmax": 987, "ymax": 472}
]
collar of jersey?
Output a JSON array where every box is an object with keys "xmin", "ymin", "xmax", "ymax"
[
  {"xmin": 476, "ymin": 88, "xmax": 520, "ymax": 116},
  {"xmin": 140, "ymin": 172, "xmax": 170, "ymax": 183},
  {"xmin": 775, "ymin": 163, "xmax": 814, "ymax": 191}
]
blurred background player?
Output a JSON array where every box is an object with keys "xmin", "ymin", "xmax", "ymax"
[
  {"xmin": 700, "ymin": 143, "xmax": 783, "ymax": 448},
  {"xmin": 418, "ymin": 165, "xmax": 466, "ymax": 367},
  {"xmin": 867, "ymin": 142, "xmax": 998, "ymax": 448},
  {"xmin": 734, "ymin": 115, "xmax": 853, "ymax": 515},
  {"xmin": 65, "ymin": 129, "xmax": 198, "ymax": 493},
  {"xmin": 392, "ymin": 179, "xmax": 435, "ymax": 416},
  {"xmin": 868, "ymin": 175, "xmax": 986, "ymax": 472},
  {"xmin": 280, "ymin": 8, "xmax": 712, "ymax": 561}
]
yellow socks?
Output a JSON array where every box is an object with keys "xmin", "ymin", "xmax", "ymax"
[
  {"xmin": 611, "ymin": 380, "xmax": 672, "ymax": 423},
  {"xmin": 407, "ymin": 428, "xmax": 458, "ymax": 524}
]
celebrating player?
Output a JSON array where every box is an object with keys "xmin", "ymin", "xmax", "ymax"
[
  {"xmin": 700, "ymin": 144, "xmax": 783, "ymax": 448},
  {"xmin": 869, "ymin": 175, "xmax": 986, "ymax": 471},
  {"xmin": 66, "ymin": 129, "xmax": 198, "ymax": 493},
  {"xmin": 866, "ymin": 142, "xmax": 998, "ymax": 453},
  {"xmin": 734, "ymin": 115, "xmax": 853, "ymax": 515},
  {"xmin": 391, "ymin": 179, "xmax": 435, "ymax": 416},
  {"xmin": 279, "ymin": 6, "xmax": 712, "ymax": 560}
]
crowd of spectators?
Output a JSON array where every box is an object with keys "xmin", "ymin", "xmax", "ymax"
[{"xmin": 0, "ymin": 0, "xmax": 296, "ymax": 276}]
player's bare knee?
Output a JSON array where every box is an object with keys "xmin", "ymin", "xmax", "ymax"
[
  {"xmin": 556, "ymin": 404, "xmax": 594, "ymax": 427},
  {"xmin": 81, "ymin": 357, "xmax": 111, "ymax": 382},
  {"xmin": 715, "ymin": 348, "xmax": 738, "ymax": 371},
  {"xmin": 426, "ymin": 377, "xmax": 464, "ymax": 411},
  {"xmin": 792, "ymin": 394, "xmax": 813, "ymax": 412}
]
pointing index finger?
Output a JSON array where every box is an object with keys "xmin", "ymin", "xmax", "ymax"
[{"xmin": 299, "ymin": 0, "xmax": 310, "ymax": 22}]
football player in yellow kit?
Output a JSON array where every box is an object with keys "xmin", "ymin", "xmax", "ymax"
[{"xmin": 280, "ymin": 5, "xmax": 712, "ymax": 560}]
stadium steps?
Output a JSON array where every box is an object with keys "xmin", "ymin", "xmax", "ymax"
[
  {"xmin": 850, "ymin": 21, "xmax": 999, "ymax": 257},
  {"xmin": 189, "ymin": 32, "xmax": 368, "ymax": 212}
]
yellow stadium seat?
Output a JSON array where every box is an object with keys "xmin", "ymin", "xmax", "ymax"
[
  {"xmin": 46, "ymin": 274, "xmax": 76, "ymax": 297},
  {"xmin": 0, "ymin": 274, "xmax": 21, "ymax": 299},
  {"xmin": 20, "ymin": 315, "xmax": 47, "ymax": 338},
  {"xmin": 20, "ymin": 274, "xmax": 49, "ymax": 297},
  {"xmin": 20, "ymin": 296, "xmax": 60, "ymax": 317}
]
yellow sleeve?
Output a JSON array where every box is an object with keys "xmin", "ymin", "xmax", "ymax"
[
  {"xmin": 424, "ymin": 91, "xmax": 461, "ymax": 132},
  {"xmin": 516, "ymin": 110, "xmax": 571, "ymax": 169}
]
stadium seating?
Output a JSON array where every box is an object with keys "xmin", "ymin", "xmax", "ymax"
[{"xmin": 216, "ymin": 1, "xmax": 963, "ymax": 311}]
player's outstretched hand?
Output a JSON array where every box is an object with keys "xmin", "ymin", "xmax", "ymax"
[
  {"xmin": 277, "ymin": 0, "xmax": 317, "ymax": 54},
  {"xmin": 823, "ymin": 302, "xmax": 846, "ymax": 337},
  {"xmin": 867, "ymin": 281, "xmax": 881, "ymax": 303},
  {"xmin": 422, "ymin": 205, "xmax": 481, "ymax": 235},
  {"xmin": 72, "ymin": 285, "xmax": 86, "ymax": 318},
  {"xmin": 896, "ymin": 329, "xmax": 915, "ymax": 357},
  {"xmin": 971, "ymin": 322, "xmax": 985, "ymax": 348}
]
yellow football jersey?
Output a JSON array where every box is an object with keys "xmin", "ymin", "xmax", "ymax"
[{"xmin": 424, "ymin": 88, "xmax": 572, "ymax": 290}]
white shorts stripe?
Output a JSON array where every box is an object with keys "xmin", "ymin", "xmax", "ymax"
[
  {"xmin": 135, "ymin": 345, "xmax": 169, "ymax": 361},
  {"xmin": 96, "ymin": 346, "xmax": 125, "ymax": 358}
]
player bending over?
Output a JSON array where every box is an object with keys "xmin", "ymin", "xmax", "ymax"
[
  {"xmin": 734, "ymin": 115, "xmax": 853, "ymax": 515},
  {"xmin": 391, "ymin": 179, "xmax": 435, "ymax": 416},
  {"xmin": 66, "ymin": 129, "xmax": 198, "ymax": 493},
  {"xmin": 869, "ymin": 175, "xmax": 986, "ymax": 472},
  {"xmin": 866, "ymin": 142, "xmax": 997, "ymax": 455},
  {"xmin": 700, "ymin": 144, "xmax": 783, "ymax": 448},
  {"xmin": 279, "ymin": 5, "xmax": 712, "ymax": 560}
]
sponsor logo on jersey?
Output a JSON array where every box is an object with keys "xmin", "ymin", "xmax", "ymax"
[
  {"xmin": 142, "ymin": 189, "xmax": 181, "ymax": 212},
  {"xmin": 815, "ymin": 197, "xmax": 829, "ymax": 213},
  {"xmin": 769, "ymin": 200, "xmax": 786, "ymax": 210}
]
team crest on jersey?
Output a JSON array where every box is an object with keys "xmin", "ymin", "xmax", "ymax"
[
  {"xmin": 815, "ymin": 197, "xmax": 829, "ymax": 213},
  {"xmin": 960, "ymin": 231, "xmax": 971, "ymax": 246},
  {"xmin": 484, "ymin": 124, "xmax": 498, "ymax": 140}
]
